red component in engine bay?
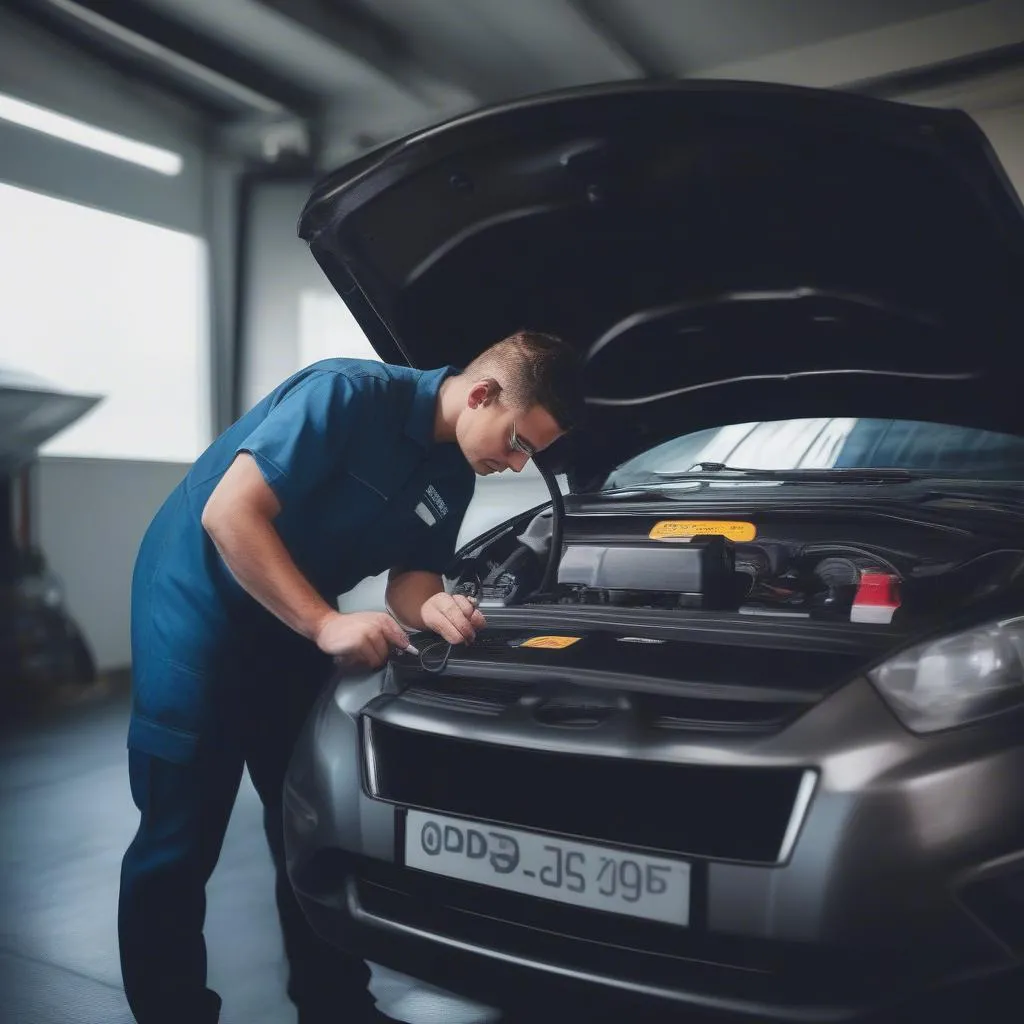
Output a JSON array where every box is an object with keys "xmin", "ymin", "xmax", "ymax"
[{"xmin": 850, "ymin": 572, "xmax": 901, "ymax": 624}]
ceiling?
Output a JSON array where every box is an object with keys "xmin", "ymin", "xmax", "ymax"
[{"xmin": 5, "ymin": 0, "xmax": 1024, "ymax": 168}]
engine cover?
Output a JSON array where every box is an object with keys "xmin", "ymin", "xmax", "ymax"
[{"xmin": 557, "ymin": 534, "xmax": 736, "ymax": 609}]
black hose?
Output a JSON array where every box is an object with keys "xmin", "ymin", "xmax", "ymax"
[{"xmin": 536, "ymin": 459, "xmax": 565, "ymax": 595}]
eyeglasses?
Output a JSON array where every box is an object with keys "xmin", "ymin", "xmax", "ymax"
[
  {"xmin": 509, "ymin": 421, "xmax": 537, "ymax": 458},
  {"xmin": 419, "ymin": 573, "xmax": 482, "ymax": 674}
]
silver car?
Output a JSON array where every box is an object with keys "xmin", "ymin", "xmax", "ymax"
[{"xmin": 282, "ymin": 80, "xmax": 1024, "ymax": 1022}]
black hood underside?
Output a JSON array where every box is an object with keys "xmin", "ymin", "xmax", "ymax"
[{"xmin": 298, "ymin": 80, "xmax": 1024, "ymax": 489}]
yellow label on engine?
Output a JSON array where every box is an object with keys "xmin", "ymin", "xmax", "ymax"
[
  {"xmin": 519, "ymin": 635, "xmax": 582, "ymax": 650},
  {"xmin": 649, "ymin": 519, "xmax": 757, "ymax": 542}
]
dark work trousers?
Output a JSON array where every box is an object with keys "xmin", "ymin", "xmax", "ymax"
[{"xmin": 117, "ymin": 664, "xmax": 372, "ymax": 1024}]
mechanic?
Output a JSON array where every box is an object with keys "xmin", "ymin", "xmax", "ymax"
[{"xmin": 117, "ymin": 330, "xmax": 584, "ymax": 1024}]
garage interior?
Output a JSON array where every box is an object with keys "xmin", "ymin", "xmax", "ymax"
[{"xmin": 3, "ymin": 1, "xmax": 1024, "ymax": 1022}]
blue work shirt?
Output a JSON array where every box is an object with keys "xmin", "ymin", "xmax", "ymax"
[{"xmin": 128, "ymin": 359, "xmax": 475, "ymax": 763}]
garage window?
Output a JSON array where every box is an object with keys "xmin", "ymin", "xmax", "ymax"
[{"xmin": 0, "ymin": 181, "xmax": 209, "ymax": 462}]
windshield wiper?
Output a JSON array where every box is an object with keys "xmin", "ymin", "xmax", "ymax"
[{"xmin": 652, "ymin": 463, "xmax": 918, "ymax": 483}]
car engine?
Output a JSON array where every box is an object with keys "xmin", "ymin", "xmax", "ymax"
[{"xmin": 459, "ymin": 503, "xmax": 1024, "ymax": 629}]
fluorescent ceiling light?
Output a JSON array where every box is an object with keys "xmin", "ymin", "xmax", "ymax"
[{"xmin": 0, "ymin": 92, "xmax": 183, "ymax": 175}]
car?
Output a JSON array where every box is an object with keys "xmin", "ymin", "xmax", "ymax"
[
  {"xmin": 281, "ymin": 79, "xmax": 1024, "ymax": 1022},
  {"xmin": 1, "ymin": 368, "xmax": 100, "ymax": 704}
]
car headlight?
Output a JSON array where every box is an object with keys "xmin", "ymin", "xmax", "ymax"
[{"xmin": 868, "ymin": 616, "xmax": 1024, "ymax": 733}]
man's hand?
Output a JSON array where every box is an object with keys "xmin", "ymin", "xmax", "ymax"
[
  {"xmin": 315, "ymin": 611, "xmax": 412, "ymax": 670},
  {"xmin": 420, "ymin": 592, "xmax": 487, "ymax": 645}
]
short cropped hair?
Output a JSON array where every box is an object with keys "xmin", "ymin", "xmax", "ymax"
[{"xmin": 464, "ymin": 330, "xmax": 585, "ymax": 431}]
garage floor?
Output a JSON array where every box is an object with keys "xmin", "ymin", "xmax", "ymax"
[
  {"xmin": 0, "ymin": 683, "xmax": 1013, "ymax": 1024},
  {"xmin": 0, "ymin": 684, "xmax": 525, "ymax": 1024}
]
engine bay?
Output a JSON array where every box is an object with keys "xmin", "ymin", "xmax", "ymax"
[{"xmin": 457, "ymin": 502, "xmax": 1024, "ymax": 629}]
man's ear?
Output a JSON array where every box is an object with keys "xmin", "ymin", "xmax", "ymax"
[{"xmin": 467, "ymin": 377, "xmax": 501, "ymax": 409}]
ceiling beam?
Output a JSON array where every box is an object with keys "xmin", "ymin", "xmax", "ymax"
[
  {"xmin": 843, "ymin": 39, "xmax": 1024, "ymax": 99},
  {"xmin": 254, "ymin": 0, "xmax": 484, "ymax": 107},
  {"xmin": 690, "ymin": 0, "xmax": 1024, "ymax": 91},
  {"xmin": 13, "ymin": 0, "xmax": 321, "ymax": 119},
  {"xmin": 567, "ymin": 0, "xmax": 673, "ymax": 79}
]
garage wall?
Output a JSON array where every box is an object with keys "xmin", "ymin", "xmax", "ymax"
[
  {"xmin": 0, "ymin": 10, "xmax": 210, "ymax": 672},
  {"xmin": 975, "ymin": 104, "xmax": 1024, "ymax": 200},
  {"xmin": 894, "ymin": 67, "xmax": 1024, "ymax": 201},
  {"xmin": 239, "ymin": 179, "xmax": 324, "ymax": 413},
  {"xmin": 34, "ymin": 458, "xmax": 188, "ymax": 672}
]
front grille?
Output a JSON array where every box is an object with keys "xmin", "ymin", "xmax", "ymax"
[
  {"xmin": 329, "ymin": 856, "xmax": 920, "ymax": 1008},
  {"xmin": 636, "ymin": 693, "xmax": 805, "ymax": 734},
  {"xmin": 958, "ymin": 867, "xmax": 1024, "ymax": 952},
  {"xmin": 394, "ymin": 673, "xmax": 803, "ymax": 735},
  {"xmin": 355, "ymin": 872, "xmax": 788, "ymax": 998},
  {"xmin": 401, "ymin": 676, "xmax": 524, "ymax": 716},
  {"xmin": 295, "ymin": 849, "xmax": 965, "ymax": 1010},
  {"xmin": 366, "ymin": 720, "xmax": 805, "ymax": 863}
]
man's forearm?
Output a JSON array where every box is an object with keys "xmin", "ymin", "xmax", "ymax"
[
  {"xmin": 205, "ymin": 508, "xmax": 335, "ymax": 641},
  {"xmin": 386, "ymin": 570, "xmax": 445, "ymax": 630}
]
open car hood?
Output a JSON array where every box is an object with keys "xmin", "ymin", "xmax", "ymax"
[{"xmin": 298, "ymin": 80, "xmax": 1024, "ymax": 490}]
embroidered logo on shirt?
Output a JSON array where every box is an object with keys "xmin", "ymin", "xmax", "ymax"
[{"xmin": 414, "ymin": 484, "xmax": 448, "ymax": 527}]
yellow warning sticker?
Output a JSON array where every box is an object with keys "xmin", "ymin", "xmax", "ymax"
[
  {"xmin": 519, "ymin": 635, "xmax": 582, "ymax": 650},
  {"xmin": 649, "ymin": 520, "xmax": 757, "ymax": 542}
]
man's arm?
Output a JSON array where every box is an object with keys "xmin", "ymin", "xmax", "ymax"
[
  {"xmin": 387, "ymin": 568, "xmax": 485, "ymax": 644},
  {"xmin": 202, "ymin": 453, "xmax": 334, "ymax": 641},
  {"xmin": 203, "ymin": 452, "xmax": 410, "ymax": 665},
  {"xmin": 385, "ymin": 570, "xmax": 445, "ymax": 631}
]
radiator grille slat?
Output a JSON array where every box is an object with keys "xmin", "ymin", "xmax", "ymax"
[{"xmin": 367, "ymin": 721, "xmax": 804, "ymax": 863}]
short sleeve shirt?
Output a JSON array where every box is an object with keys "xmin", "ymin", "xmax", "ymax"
[{"xmin": 127, "ymin": 359, "xmax": 475, "ymax": 762}]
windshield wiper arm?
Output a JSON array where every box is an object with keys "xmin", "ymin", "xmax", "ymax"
[{"xmin": 653, "ymin": 463, "xmax": 918, "ymax": 483}]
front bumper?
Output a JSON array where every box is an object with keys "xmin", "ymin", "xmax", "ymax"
[{"xmin": 283, "ymin": 668, "xmax": 1024, "ymax": 1021}]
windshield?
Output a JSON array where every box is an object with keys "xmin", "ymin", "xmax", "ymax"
[{"xmin": 602, "ymin": 418, "xmax": 1024, "ymax": 490}]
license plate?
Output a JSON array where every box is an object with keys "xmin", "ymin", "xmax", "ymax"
[{"xmin": 404, "ymin": 809, "xmax": 691, "ymax": 926}]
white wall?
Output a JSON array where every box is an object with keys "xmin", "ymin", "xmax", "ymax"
[
  {"xmin": 240, "ymin": 179, "xmax": 322, "ymax": 412},
  {"xmin": 34, "ymin": 458, "xmax": 189, "ymax": 672},
  {"xmin": 889, "ymin": 65, "xmax": 1024, "ymax": 201},
  {"xmin": 0, "ymin": 9, "xmax": 212, "ymax": 672},
  {"xmin": 975, "ymin": 104, "xmax": 1024, "ymax": 201}
]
